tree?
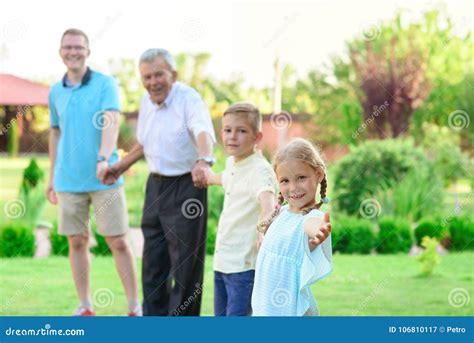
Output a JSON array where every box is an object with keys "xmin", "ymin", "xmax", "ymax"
[
  {"xmin": 108, "ymin": 58, "xmax": 144, "ymax": 112},
  {"xmin": 354, "ymin": 11, "xmax": 472, "ymax": 138},
  {"xmin": 293, "ymin": 9, "xmax": 472, "ymax": 144}
]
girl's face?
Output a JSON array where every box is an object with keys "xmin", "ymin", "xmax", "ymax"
[{"xmin": 275, "ymin": 159, "xmax": 324, "ymax": 213}]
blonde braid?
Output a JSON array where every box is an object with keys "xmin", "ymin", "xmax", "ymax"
[{"xmin": 256, "ymin": 192, "xmax": 285, "ymax": 234}]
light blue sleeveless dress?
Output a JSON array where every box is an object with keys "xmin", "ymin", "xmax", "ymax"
[{"xmin": 251, "ymin": 205, "xmax": 332, "ymax": 316}]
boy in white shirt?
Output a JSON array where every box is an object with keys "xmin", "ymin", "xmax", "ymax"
[{"xmin": 206, "ymin": 102, "xmax": 277, "ymax": 316}]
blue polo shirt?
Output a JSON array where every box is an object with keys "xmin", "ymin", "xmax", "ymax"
[{"xmin": 49, "ymin": 68, "xmax": 124, "ymax": 192}]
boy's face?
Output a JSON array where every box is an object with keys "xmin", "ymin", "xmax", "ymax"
[{"xmin": 221, "ymin": 114, "xmax": 262, "ymax": 162}]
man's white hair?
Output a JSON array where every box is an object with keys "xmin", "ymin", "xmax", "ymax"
[{"xmin": 139, "ymin": 48, "xmax": 176, "ymax": 71}]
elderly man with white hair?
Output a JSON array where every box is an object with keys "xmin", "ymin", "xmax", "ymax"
[{"xmin": 103, "ymin": 48, "xmax": 216, "ymax": 316}]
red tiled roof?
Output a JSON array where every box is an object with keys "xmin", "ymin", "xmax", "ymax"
[{"xmin": 0, "ymin": 74, "xmax": 49, "ymax": 106}]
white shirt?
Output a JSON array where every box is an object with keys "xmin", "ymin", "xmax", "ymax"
[
  {"xmin": 214, "ymin": 151, "xmax": 278, "ymax": 273},
  {"xmin": 136, "ymin": 81, "xmax": 216, "ymax": 176}
]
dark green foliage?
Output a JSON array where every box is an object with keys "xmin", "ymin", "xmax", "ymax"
[
  {"xmin": 332, "ymin": 216, "xmax": 375, "ymax": 254},
  {"xmin": 334, "ymin": 139, "xmax": 429, "ymax": 216},
  {"xmin": 376, "ymin": 217, "xmax": 413, "ymax": 254},
  {"xmin": 0, "ymin": 224, "xmax": 35, "ymax": 257}
]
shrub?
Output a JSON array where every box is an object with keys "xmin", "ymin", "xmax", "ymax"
[
  {"xmin": 21, "ymin": 158, "xmax": 44, "ymax": 191},
  {"xmin": 17, "ymin": 159, "xmax": 47, "ymax": 229},
  {"xmin": 334, "ymin": 139, "xmax": 429, "ymax": 216},
  {"xmin": 416, "ymin": 236, "xmax": 440, "ymax": 276},
  {"xmin": 50, "ymin": 222, "xmax": 69, "ymax": 256},
  {"xmin": 414, "ymin": 219, "xmax": 448, "ymax": 246},
  {"xmin": 448, "ymin": 215, "xmax": 474, "ymax": 251},
  {"xmin": 0, "ymin": 224, "xmax": 35, "ymax": 257},
  {"xmin": 332, "ymin": 216, "xmax": 375, "ymax": 254},
  {"xmin": 376, "ymin": 217, "xmax": 413, "ymax": 254},
  {"xmin": 376, "ymin": 168, "xmax": 444, "ymax": 223},
  {"xmin": 421, "ymin": 123, "xmax": 469, "ymax": 185}
]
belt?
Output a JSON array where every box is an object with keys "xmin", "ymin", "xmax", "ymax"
[{"xmin": 151, "ymin": 172, "xmax": 191, "ymax": 181}]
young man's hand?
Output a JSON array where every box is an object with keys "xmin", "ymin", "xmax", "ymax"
[
  {"xmin": 101, "ymin": 164, "xmax": 122, "ymax": 185},
  {"xmin": 45, "ymin": 180, "xmax": 58, "ymax": 205},
  {"xmin": 96, "ymin": 160, "xmax": 108, "ymax": 182}
]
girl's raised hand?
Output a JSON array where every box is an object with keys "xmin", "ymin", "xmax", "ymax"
[{"xmin": 305, "ymin": 212, "xmax": 331, "ymax": 248}]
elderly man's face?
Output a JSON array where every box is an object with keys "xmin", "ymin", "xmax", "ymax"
[{"xmin": 139, "ymin": 57, "xmax": 177, "ymax": 105}]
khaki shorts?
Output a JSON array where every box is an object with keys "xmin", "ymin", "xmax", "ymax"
[{"xmin": 57, "ymin": 186, "xmax": 129, "ymax": 237}]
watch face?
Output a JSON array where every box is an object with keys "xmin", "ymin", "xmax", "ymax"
[{"xmin": 198, "ymin": 157, "xmax": 214, "ymax": 165}]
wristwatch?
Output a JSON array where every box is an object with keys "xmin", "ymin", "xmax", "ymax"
[
  {"xmin": 196, "ymin": 155, "xmax": 216, "ymax": 166},
  {"xmin": 97, "ymin": 155, "xmax": 107, "ymax": 163}
]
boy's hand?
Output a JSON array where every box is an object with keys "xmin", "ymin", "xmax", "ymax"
[
  {"xmin": 305, "ymin": 212, "xmax": 331, "ymax": 248},
  {"xmin": 256, "ymin": 232, "xmax": 265, "ymax": 251},
  {"xmin": 204, "ymin": 168, "xmax": 214, "ymax": 186}
]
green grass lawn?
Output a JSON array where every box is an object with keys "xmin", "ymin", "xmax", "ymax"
[
  {"xmin": 1, "ymin": 155, "xmax": 473, "ymax": 317},
  {"xmin": 1, "ymin": 253, "xmax": 472, "ymax": 316}
]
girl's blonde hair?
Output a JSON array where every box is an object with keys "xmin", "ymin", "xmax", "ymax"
[{"xmin": 257, "ymin": 138, "xmax": 328, "ymax": 233}]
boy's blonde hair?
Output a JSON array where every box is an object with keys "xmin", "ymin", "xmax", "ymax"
[
  {"xmin": 257, "ymin": 138, "xmax": 328, "ymax": 233},
  {"xmin": 223, "ymin": 102, "xmax": 262, "ymax": 133}
]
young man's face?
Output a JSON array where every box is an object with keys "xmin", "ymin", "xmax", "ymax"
[
  {"xmin": 59, "ymin": 34, "xmax": 90, "ymax": 72},
  {"xmin": 221, "ymin": 114, "xmax": 262, "ymax": 162},
  {"xmin": 139, "ymin": 56, "xmax": 177, "ymax": 105}
]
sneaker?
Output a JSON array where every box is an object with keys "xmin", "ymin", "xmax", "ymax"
[
  {"xmin": 128, "ymin": 305, "xmax": 143, "ymax": 316},
  {"xmin": 74, "ymin": 305, "xmax": 96, "ymax": 316}
]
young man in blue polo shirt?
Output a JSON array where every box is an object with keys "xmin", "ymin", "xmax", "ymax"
[{"xmin": 47, "ymin": 28, "xmax": 140, "ymax": 316}]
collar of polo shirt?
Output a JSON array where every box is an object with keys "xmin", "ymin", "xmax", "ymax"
[{"xmin": 62, "ymin": 67, "xmax": 92, "ymax": 88}]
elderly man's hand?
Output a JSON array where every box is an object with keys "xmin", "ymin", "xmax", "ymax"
[{"xmin": 192, "ymin": 161, "xmax": 210, "ymax": 189}]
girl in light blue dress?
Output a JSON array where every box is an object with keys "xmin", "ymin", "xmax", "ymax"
[{"xmin": 252, "ymin": 138, "xmax": 332, "ymax": 316}]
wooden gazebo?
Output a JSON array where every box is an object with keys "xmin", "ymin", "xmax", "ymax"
[{"xmin": 0, "ymin": 74, "xmax": 50, "ymax": 153}]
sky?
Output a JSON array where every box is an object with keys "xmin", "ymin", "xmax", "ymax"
[{"xmin": 0, "ymin": 0, "xmax": 472, "ymax": 88}]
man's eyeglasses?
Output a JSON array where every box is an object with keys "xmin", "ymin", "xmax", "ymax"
[{"xmin": 61, "ymin": 45, "xmax": 88, "ymax": 51}]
